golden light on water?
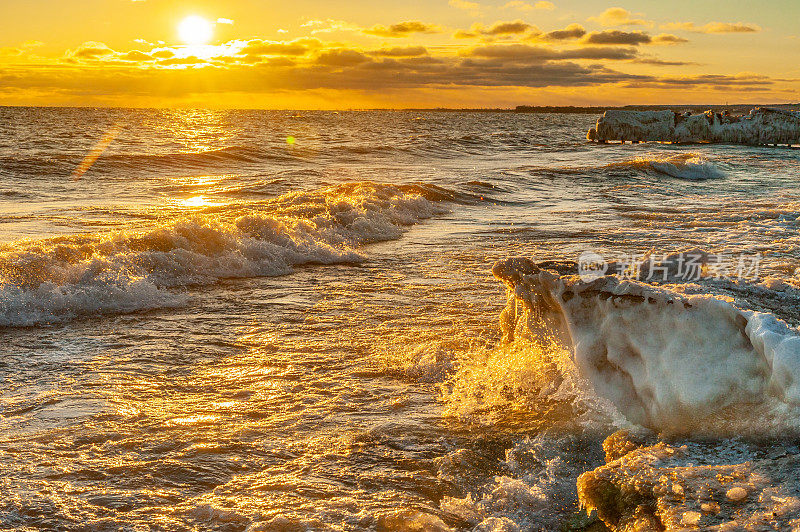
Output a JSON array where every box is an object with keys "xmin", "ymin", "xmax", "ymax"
[
  {"xmin": 178, "ymin": 15, "xmax": 213, "ymax": 45},
  {"xmin": 177, "ymin": 195, "xmax": 221, "ymax": 207}
]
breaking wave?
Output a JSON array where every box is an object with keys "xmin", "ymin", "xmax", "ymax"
[
  {"xmin": 607, "ymin": 153, "xmax": 726, "ymax": 180},
  {"xmin": 0, "ymin": 182, "xmax": 448, "ymax": 327}
]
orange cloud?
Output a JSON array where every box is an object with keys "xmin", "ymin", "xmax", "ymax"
[
  {"xmin": 652, "ymin": 33, "xmax": 688, "ymax": 44},
  {"xmin": 68, "ymin": 41, "xmax": 115, "ymax": 60},
  {"xmin": 369, "ymin": 46, "xmax": 428, "ymax": 57},
  {"xmin": 239, "ymin": 40, "xmax": 310, "ymax": 56},
  {"xmin": 454, "ymin": 20, "xmax": 538, "ymax": 39},
  {"xmin": 461, "ymin": 43, "xmax": 638, "ymax": 61},
  {"xmin": 315, "ymin": 49, "xmax": 370, "ymax": 66},
  {"xmin": 590, "ymin": 7, "xmax": 652, "ymax": 27},
  {"xmin": 541, "ymin": 23, "xmax": 586, "ymax": 40},
  {"xmin": 503, "ymin": 1, "xmax": 555, "ymax": 11},
  {"xmin": 119, "ymin": 50, "xmax": 154, "ymax": 61},
  {"xmin": 581, "ymin": 30, "xmax": 652, "ymax": 45},
  {"xmin": 580, "ymin": 30, "xmax": 687, "ymax": 46},
  {"xmin": 363, "ymin": 21, "xmax": 442, "ymax": 38},
  {"xmin": 449, "ymin": 0, "xmax": 482, "ymax": 11},
  {"xmin": 661, "ymin": 21, "xmax": 761, "ymax": 34}
]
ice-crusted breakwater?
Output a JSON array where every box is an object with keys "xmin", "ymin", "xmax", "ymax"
[
  {"xmin": 492, "ymin": 256, "xmax": 800, "ymax": 433},
  {"xmin": 587, "ymin": 107, "xmax": 800, "ymax": 145}
]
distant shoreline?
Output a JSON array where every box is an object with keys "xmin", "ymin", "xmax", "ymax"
[{"xmin": 420, "ymin": 104, "xmax": 800, "ymax": 114}]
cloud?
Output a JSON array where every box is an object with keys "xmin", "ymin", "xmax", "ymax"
[
  {"xmin": 581, "ymin": 30, "xmax": 652, "ymax": 45},
  {"xmin": 301, "ymin": 19, "xmax": 363, "ymax": 35},
  {"xmin": 315, "ymin": 49, "xmax": 370, "ymax": 66},
  {"xmin": 69, "ymin": 41, "xmax": 115, "ymax": 60},
  {"xmin": 369, "ymin": 46, "xmax": 428, "ymax": 57},
  {"xmin": 590, "ymin": 7, "xmax": 652, "ymax": 27},
  {"xmin": 0, "ymin": 47, "xmax": 22, "ymax": 57},
  {"xmin": 461, "ymin": 43, "xmax": 638, "ymax": 61},
  {"xmin": 119, "ymin": 50, "xmax": 154, "ymax": 61},
  {"xmin": 6, "ymin": 38, "xmax": 655, "ymax": 102},
  {"xmin": 449, "ymin": 0, "xmax": 484, "ymax": 15},
  {"xmin": 158, "ymin": 56, "xmax": 206, "ymax": 66},
  {"xmin": 651, "ymin": 33, "xmax": 688, "ymax": 44},
  {"xmin": 216, "ymin": 18, "xmax": 234, "ymax": 25},
  {"xmin": 260, "ymin": 57, "xmax": 296, "ymax": 67},
  {"xmin": 483, "ymin": 20, "xmax": 535, "ymax": 35},
  {"xmin": 503, "ymin": 0, "xmax": 555, "ymax": 11},
  {"xmin": 239, "ymin": 40, "xmax": 310, "ymax": 56},
  {"xmin": 453, "ymin": 30, "xmax": 478, "ymax": 39},
  {"xmin": 661, "ymin": 21, "xmax": 761, "ymax": 34},
  {"xmin": 454, "ymin": 20, "xmax": 538, "ymax": 39},
  {"xmin": 9, "ymin": 28, "xmax": 793, "ymax": 107},
  {"xmin": 363, "ymin": 21, "xmax": 442, "ymax": 38},
  {"xmin": 577, "ymin": 30, "xmax": 686, "ymax": 46},
  {"xmin": 542, "ymin": 23, "xmax": 586, "ymax": 40},
  {"xmin": 449, "ymin": 0, "xmax": 481, "ymax": 10},
  {"xmin": 0, "ymin": 39, "xmax": 42, "ymax": 57},
  {"xmin": 623, "ymin": 73, "xmax": 774, "ymax": 89},
  {"xmin": 633, "ymin": 58, "xmax": 696, "ymax": 66},
  {"xmin": 3, "ymin": 57, "xmax": 644, "ymax": 98}
]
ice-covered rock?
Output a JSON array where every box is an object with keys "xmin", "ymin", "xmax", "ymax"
[
  {"xmin": 587, "ymin": 107, "xmax": 800, "ymax": 145},
  {"xmin": 577, "ymin": 431, "xmax": 800, "ymax": 531},
  {"xmin": 491, "ymin": 257, "xmax": 800, "ymax": 432}
]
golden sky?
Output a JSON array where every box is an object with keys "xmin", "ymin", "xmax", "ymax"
[{"xmin": 0, "ymin": 0, "xmax": 798, "ymax": 108}]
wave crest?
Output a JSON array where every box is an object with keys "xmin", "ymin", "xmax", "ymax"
[
  {"xmin": 607, "ymin": 153, "xmax": 726, "ymax": 180},
  {"xmin": 0, "ymin": 182, "xmax": 447, "ymax": 326}
]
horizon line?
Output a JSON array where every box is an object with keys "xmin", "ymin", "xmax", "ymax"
[{"xmin": 2, "ymin": 103, "xmax": 799, "ymax": 112}]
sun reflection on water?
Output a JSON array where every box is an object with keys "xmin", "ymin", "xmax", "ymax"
[{"xmin": 176, "ymin": 195, "xmax": 222, "ymax": 208}]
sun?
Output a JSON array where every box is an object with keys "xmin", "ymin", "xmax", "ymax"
[{"xmin": 178, "ymin": 16, "xmax": 213, "ymax": 45}]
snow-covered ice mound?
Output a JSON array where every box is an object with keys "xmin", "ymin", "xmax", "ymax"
[
  {"xmin": 587, "ymin": 107, "xmax": 800, "ymax": 145},
  {"xmin": 492, "ymin": 257, "xmax": 800, "ymax": 433}
]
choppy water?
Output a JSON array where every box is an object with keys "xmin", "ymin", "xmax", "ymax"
[{"xmin": 2, "ymin": 108, "xmax": 800, "ymax": 531}]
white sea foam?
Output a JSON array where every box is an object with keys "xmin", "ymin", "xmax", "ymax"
[
  {"xmin": 0, "ymin": 182, "xmax": 446, "ymax": 326},
  {"xmin": 491, "ymin": 257, "xmax": 800, "ymax": 434},
  {"xmin": 440, "ymin": 433, "xmax": 605, "ymax": 531}
]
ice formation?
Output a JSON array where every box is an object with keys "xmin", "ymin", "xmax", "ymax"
[
  {"xmin": 577, "ymin": 431, "xmax": 800, "ymax": 531},
  {"xmin": 492, "ymin": 257, "xmax": 800, "ymax": 432},
  {"xmin": 587, "ymin": 107, "xmax": 800, "ymax": 145}
]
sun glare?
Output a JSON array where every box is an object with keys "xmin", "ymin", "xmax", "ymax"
[{"xmin": 178, "ymin": 16, "xmax": 213, "ymax": 45}]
